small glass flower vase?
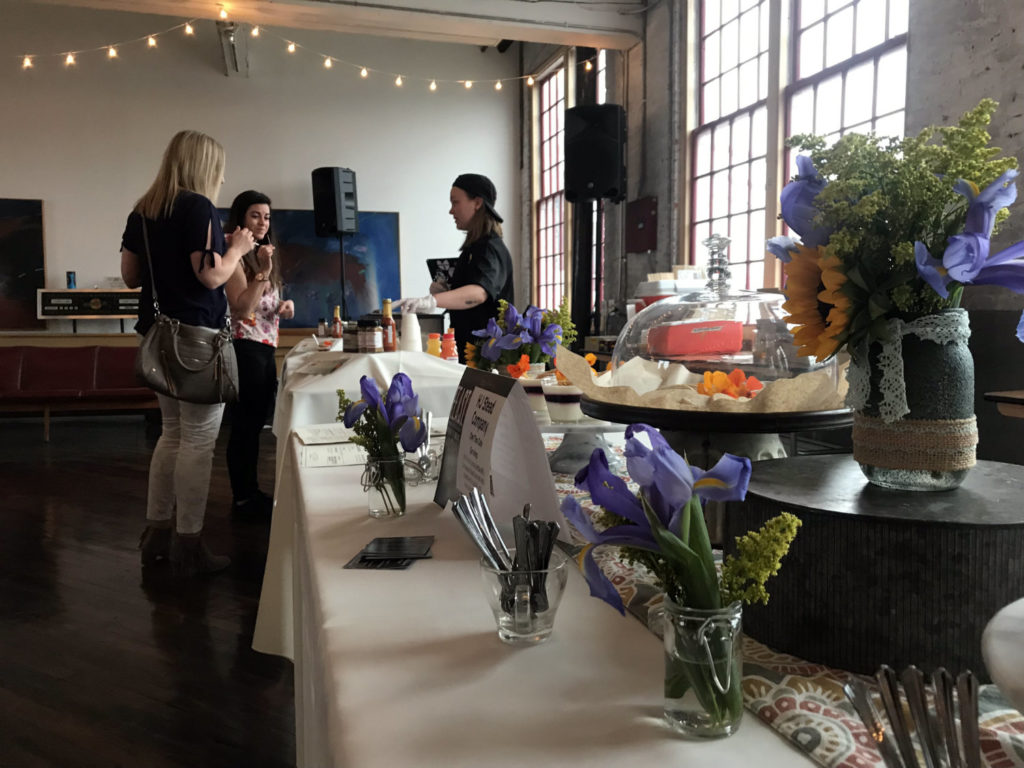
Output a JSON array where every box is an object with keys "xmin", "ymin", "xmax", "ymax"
[
  {"xmin": 659, "ymin": 599, "xmax": 744, "ymax": 738},
  {"xmin": 362, "ymin": 455, "xmax": 406, "ymax": 519}
]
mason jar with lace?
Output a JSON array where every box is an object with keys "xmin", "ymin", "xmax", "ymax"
[{"xmin": 847, "ymin": 308, "xmax": 977, "ymax": 490}]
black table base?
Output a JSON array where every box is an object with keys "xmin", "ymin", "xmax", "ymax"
[{"xmin": 725, "ymin": 454, "xmax": 1024, "ymax": 682}]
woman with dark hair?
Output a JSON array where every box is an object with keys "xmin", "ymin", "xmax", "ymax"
[
  {"xmin": 223, "ymin": 190, "xmax": 295, "ymax": 517},
  {"xmin": 122, "ymin": 130, "xmax": 255, "ymax": 576},
  {"xmin": 396, "ymin": 174, "xmax": 514, "ymax": 362}
]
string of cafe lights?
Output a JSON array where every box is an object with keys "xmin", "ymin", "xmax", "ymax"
[{"xmin": 14, "ymin": 7, "xmax": 598, "ymax": 89}]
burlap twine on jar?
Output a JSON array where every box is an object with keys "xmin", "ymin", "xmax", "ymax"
[{"xmin": 852, "ymin": 413, "xmax": 978, "ymax": 471}]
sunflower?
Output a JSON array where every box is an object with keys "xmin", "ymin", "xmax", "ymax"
[{"xmin": 782, "ymin": 245, "xmax": 851, "ymax": 360}]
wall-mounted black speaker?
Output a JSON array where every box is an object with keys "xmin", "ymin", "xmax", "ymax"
[
  {"xmin": 564, "ymin": 104, "xmax": 626, "ymax": 203},
  {"xmin": 311, "ymin": 167, "xmax": 359, "ymax": 235}
]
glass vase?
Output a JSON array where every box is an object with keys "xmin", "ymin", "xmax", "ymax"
[
  {"xmin": 660, "ymin": 599, "xmax": 743, "ymax": 738},
  {"xmin": 850, "ymin": 309, "xmax": 977, "ymax": 491},
  {"xmin": 362, "ymin": 455, "xmax": 406, "ymax": 519}
]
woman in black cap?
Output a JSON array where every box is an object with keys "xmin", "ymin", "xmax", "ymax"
[{"xmin": 397, "ymin": 173, "xmax": 513, "ymax": 362}]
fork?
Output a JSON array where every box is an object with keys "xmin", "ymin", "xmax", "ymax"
[
  {"xmin": 847, "ymin": 666, "xmax": 982, "ymax": 768},
  {"xmin": 844, "ymin": 678, "xmax": 904, "ymax": 768}
]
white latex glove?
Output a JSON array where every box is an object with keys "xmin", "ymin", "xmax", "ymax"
[{"xmin": 394, "ymin": 295, "xmax": 438, "ymax": 314}]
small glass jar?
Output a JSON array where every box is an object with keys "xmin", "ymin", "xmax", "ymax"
[
  {"xmin": 656, "ymin": 599, "xmax": 744, "ymax": 739},
  {"xmin": 541, "ymin": 380, "xmax": 583, "ymax": 423},
  {"xmin": 362, "ymin": 455, "xmax": 406, "ymax": 518}
]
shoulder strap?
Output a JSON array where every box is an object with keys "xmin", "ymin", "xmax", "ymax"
[{"xmin": 140, "ymin": 218, "xmax": 161, "ymax": 316}]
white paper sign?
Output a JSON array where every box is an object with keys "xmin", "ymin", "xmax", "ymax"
[
  {"xmin": 456, "ymin": 388, "xmax": 505, "ymax": 495},
  {"xmin": 436, "ymin": 368, "xmax": 564, "ymax": 535}
]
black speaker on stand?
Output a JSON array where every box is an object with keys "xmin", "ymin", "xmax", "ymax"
[
  {"xmin": 311, "ymin": 167, "xmax": 359, "ymax": 319},
  {"xmin": 564, "ymin": 104, "xmax": 625, "ymax": 342}
]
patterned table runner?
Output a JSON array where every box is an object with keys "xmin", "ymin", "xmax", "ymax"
[{"xmin": 545, "ymin": 435, "xmax": 1024, "ymax": 767}]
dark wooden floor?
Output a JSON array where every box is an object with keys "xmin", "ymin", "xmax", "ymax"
[{"xmin": 0, "ymin": 415, "xmax": 295, "ymax": 768}]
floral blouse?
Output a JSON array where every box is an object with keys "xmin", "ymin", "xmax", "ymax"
[{"xmin": 233, "ymin": 284, "xmax": 280, "ymax": 347}]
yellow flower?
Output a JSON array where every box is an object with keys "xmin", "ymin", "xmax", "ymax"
[
  {"xmin": 464, "ymin": 342, "xmax": 478, "ymax": 368},
  {"xmin": 782, "ymin": 245, "xmax": 850, "ymax": 361}
]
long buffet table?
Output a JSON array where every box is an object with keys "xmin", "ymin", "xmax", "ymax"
[{"xmin": 253, "ymin": 435, "xmax": 805, "ymax": 768}]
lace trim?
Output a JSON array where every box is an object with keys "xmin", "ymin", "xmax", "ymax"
[{"xmin": 845, "ymin": 312, "xmax": 971, "ymax": 423}]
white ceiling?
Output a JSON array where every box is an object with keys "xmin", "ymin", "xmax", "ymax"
[{"xmin": 23, "ymin": 0, "xmax": 646, "ymax": 48}]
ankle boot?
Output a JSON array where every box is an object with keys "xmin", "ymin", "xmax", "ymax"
[
  {"xmin": 171, "ymin": 533, "xmax": 230, "ymax": 577},
  {"xmin": 139, "ymin": 524, "xmax": 172, "ymax": 567}
]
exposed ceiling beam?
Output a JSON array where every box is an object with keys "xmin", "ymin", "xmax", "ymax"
[{"xmin": 23, "ymin": 0, "xmax": 644, "ymax": 49}]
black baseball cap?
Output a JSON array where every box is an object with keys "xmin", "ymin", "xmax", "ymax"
[{"xmin": 452, "ymin": 173, "xmax": 503, "ymax": 223}]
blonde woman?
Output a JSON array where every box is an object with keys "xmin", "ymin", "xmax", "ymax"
[
  {"xmin": 396, "ymin": 174, "xmax": 513, "ymax": 363},
  {"xmin": 120, "ymin": 130, "xmax": 255, "ymax": 577}
]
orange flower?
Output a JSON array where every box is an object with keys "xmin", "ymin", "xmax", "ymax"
[
  {"xmin": 585, "ymin": 353, "xmax": 598, "ymax": 368},
  {"xmin": 464, "ymin": 342, "xmax": 478, "ymax": 369},
  {"xmin": 697, "ymin": 368, "xmax": 763, "ymax": 399},
  {"xmin": 506, "ymin": 354, "xmax": 531, "ymax": 378}
]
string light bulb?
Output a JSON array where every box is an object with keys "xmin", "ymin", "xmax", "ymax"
[
  {"xmin": 287, "ymin": 42, "xmax": 295, "ymax": 53},
  {"xmin": 148, "ymin": 36, "xmax": 157, "ymax": 47},
  {"xmin": 250, "ymin": 26, "xmax": 259, "ymax": 37},
  {"xmin": 360, "ymin": 67, "xmax": 368, "ymax": 78},
  {"xmin": 464, "ymin": 80, "xmax": 473, "ymax": 89},
  {"xmin": 526, "ymin": 75, "xmax": 535, "ymax": 86},
  {"xmin": 184, "ymin": 23, "xmax": 194, "ymax": 35},
  {"xmin": 429, "ymin": 80, "xmax": 437, "ymax": 91},
  {"xmin": 323, "ymin": 57, "xmax": 332, "ymax": 68},
  {"xmin": 584, "ymin": 59, "xmax": 593, "ymax": 71},
  {"xmin": 22, "ymin": 56, "xmax": 32, "ymax": 69},
  {"xmin": 494, "ymin": 81, "xmax": 502, "ymax": 91},
  {"xmin": 64, "ymin": 53, "xmax": 75, "ymax": 66},
  {"xmin": 395, "ymin": 75, "xmax": 402, "ymax": 86},
  {"xmin": 108, "ymin": 46, "xmax": 118, "ymax": 58},
  {"xmin": 218, "ymin": 7, "xmax": 228, "ymax": 19}
]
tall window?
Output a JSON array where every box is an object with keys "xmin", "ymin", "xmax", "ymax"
[
  {"xmin": 689, "ymin": 0, "xmax": 909, "ymax": 288},
  {"xmin": 535, "ymin": 67, "xmax": 566, "ymax": 312},
  {"xmin": 691, "ymin": 0, "xmax": 771, "ymax": 290},
  {"xmin": 788, "ymin": 0, "xmax": 908, "ymax": 143}
]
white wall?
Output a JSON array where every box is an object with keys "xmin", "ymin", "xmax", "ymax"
[{"xmin": 0, "ymin": 1, "xmax": 520, "ymax": 330}]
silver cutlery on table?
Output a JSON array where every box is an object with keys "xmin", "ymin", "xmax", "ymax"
[
  {"xmin": 845, "ymin": 666, "xmax": 982, "ymax": 768},
  {"xmin": 844, "ymin": 678, "xmax": 904, "ymax": 768},
  {"xmin": 451, "ymin": 488, "xmax": 559, "ymax": 615}
]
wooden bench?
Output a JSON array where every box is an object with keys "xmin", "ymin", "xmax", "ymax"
[{"xmin": 0, "ymin": 346, "xmax": 158, "ymax": 440}]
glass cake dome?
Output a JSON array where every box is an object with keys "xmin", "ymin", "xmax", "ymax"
[{"xmin": 612, "ymin": 235, "xmax": 838, "ymax": 385}]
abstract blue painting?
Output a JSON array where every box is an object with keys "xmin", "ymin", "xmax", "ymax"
[{"xmin": 219, "ymin": 208, "xmax": 401, "ymax": 327}]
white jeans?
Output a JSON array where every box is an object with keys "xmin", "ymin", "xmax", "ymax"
[{"xmin": 147, "ymin": 394, "xmax": 226, "ymax": 535}]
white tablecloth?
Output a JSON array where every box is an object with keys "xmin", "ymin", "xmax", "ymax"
[
  {"xmin": 274, "ymin": 342, "xmax": 465, "ymax": 452},
  {"xmin": 253, "ymin": 435, "xmax": 805, "ymax": 768}
]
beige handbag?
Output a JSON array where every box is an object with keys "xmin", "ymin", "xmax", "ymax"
[{"xmin": 134, "ymin": 219, "xmax": 239, "ymax": 404}]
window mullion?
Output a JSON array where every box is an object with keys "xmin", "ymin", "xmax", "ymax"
[{"xmin": 763, "ymin": 0, "xmax": 790, "ymax": 289}]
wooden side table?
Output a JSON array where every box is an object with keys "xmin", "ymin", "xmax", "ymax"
[{"xmin": 725, "ymin": 454, "xmax": 1024, "ymax": 681}]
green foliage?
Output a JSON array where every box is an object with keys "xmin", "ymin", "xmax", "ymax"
[
  {"xmin": 788, "ymin": 99, "xmax": 1018, "ymax": 353},
  {"xmin": 595, "ymin": 500, "xmax": 801, "ymax": 608},
  {"xmin": 720, "ymin": 512, "xmax": 802, "ymax": 605},
  {"xmin": 544, "ymin": 298, "xmax": 578, "ymax": 348}
]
